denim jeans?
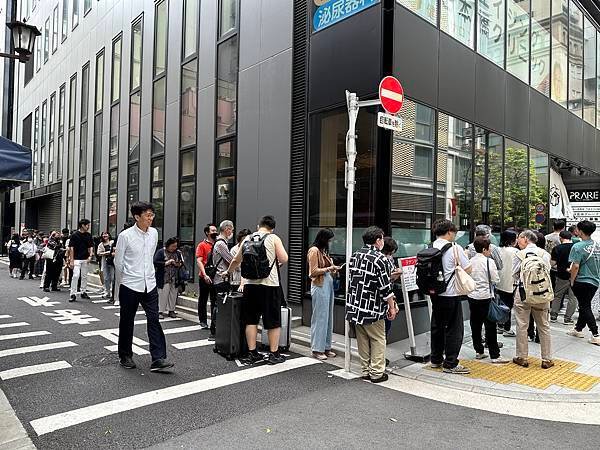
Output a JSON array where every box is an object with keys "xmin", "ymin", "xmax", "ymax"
[
  {"xmin": 430, "ymin": 295, "xmax": 464, "ymax": 369},
  {"xmin": 103, "ymin": 261, "xmax": 115, "ymax": 296},
  {"xmin": 310, "ymin": 273, "xmax": 334, "ymax": 353}
]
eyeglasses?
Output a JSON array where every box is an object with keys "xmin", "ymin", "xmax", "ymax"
[{"xmin": 142, "ymin": 212, "xmax": 156, "ymax": 218}]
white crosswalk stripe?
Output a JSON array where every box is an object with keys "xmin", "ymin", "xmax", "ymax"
[
  {"xmin": 102, "ymin": 305, "xmax": 120, "ymax": 310},
  {"xmin": 0, "ymin": 331, "xmax": 51, "ymax": 341},
  {"xmin": 172, "ymin": 339, "xmax": 213, "ymax": 350},
  {"xmin": 0, "ymin": 322, "xmax": 30, "ymax": 329},
  {"xmin": 0, "ymin": 341, "xmax": 78, "ymax": 358},
  {"xmin": 0, "ymin": 361, "xmax": 72, "ymax": 380},
  {"xmin": 0, "ymin": 314, "xmax": 12, "ymax": 319},
  {"xmin": 162, "ymin": 325, "xmax": 201, "ymax": 335}
]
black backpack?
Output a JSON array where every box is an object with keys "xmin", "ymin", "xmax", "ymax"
[
  {"xmin": 416, "ymin": 243, "xmax": 454, "ymax": 296},
  {"xmin": 241, "ymin": 233, "xmax": 276, "ymax": 280},
  {"xmin": 205, "ymin": 239, "xmax": 226, "ymax": 279}
]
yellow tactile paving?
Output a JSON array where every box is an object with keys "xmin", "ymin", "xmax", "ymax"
[{"xmin": 427, "ymin": 358, "xmax": 600, "ymax": 392}]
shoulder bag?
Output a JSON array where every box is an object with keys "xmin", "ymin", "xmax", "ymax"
[
  {"xmin": 452, "ymin": 244, "xmax": 476, "ymax": 295},
  {"xmin": 486, "ymin": 258, "xmax": 510, "ymax": 323}
]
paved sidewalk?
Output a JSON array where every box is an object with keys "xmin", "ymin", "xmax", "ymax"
[{"xmin": 0, "ymin": 387, "xmax": 35, "ymax": 450}]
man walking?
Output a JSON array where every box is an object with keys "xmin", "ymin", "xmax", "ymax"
[
  {"xmin": 550, "ymin": 230, "xmax": 577, "ymax": 324},
  {"xmin": 567, "ymin": 220, "xmax": 600, "ymax": 346},
  {"xmin": 546, "ymin": 220, "xmax": 566, "ymax": 288},
  {"xmin": 346, "ymin": 226, "xmax": 397, "ymax": 383},
  {"xmin": 114, "ymin": 201, "xmax": 173, "ymax": 372},
  {"xmin": 195, "ymin": 224, "xmax": 218, "ymax": 333},
  {"xmin": 68, "ymin": 219, "xmax": 94, "ymax": 302}
]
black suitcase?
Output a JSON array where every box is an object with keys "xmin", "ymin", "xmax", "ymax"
[{"xmin": 213, "ymin": 291, "xmax": 248, "ymax": 360}]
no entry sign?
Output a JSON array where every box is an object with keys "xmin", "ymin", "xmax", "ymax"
[{"xmin": 379, "ymin": 76, "xmax": 404, "ymax": 114}]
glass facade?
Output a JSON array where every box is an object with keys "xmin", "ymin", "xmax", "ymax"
[
  {"xmin": 506, "ymin": 0, "xmax": 529, "ymax": 83},
  {"xmin": 551, "ymin": 0, "xmax": 568, "ymax": 107},
  {"xmin": 398, "ymin": 0, "xmax": 437, "ymax": 25},
  {"xmin": 128, "ymin": 16, "xmax": 143, "ymax": 208},
  {"xmin": 569, "ymin": 1, "xmax": 584, "ymax": 116},
  {"xmin": 583, "ymin": 17, "xmax": 597, "ymax": 125},
  {"xmin": 441, "ymin": 0, "xmax": 475, "ymax": 48},
  {"xmin": 477, "ymin": 0, "xmax": 505, "ymax": 66},
  {"xmin": 530, "ymin": 0, "xmax": 550, "ymax": 96}
]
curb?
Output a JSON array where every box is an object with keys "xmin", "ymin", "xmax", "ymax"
[{"xmin": 0, "ymin": 388, "xmax": 36, "ymax": 449}]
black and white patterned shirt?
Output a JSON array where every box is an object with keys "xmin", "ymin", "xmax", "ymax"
[{"xmin": 345, "ymin": 245, "xmax": 394, "ymax": 325}]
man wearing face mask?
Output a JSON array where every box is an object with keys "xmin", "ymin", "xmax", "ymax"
[
  {"xmin": 19, "ymin": 235, "xmax": 37, "ymax": 280},
  {"xmin": 196, "ymin": 224, "xmax": 218, "ymax": 331},
  {"xmin": 346, "ymin": 226, "xmax": 397, "ymax": 383},
  {"xmin": 209, "ymin": 220, "xmax": 236, "ymax": 338}
]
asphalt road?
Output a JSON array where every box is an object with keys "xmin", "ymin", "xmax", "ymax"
[{"xmin": 1, "ymin": 267, "xmax": 600, "ymax": 449}]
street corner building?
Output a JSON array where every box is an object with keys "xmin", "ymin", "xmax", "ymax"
[{"xmin": 3, "ymin": 0, "xmax": 600, "ymax": 343}]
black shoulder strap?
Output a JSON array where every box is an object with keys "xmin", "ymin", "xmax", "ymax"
[{"xmin": 440, "ymin": 242, "xmax": 453, "ymax": 254}]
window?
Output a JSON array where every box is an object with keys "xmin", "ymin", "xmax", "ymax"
[
  {"xmin": 183, "ymin": 0, "xmax": 199, "ymax": 59},
  {"xmin": 216, "ymin": 36, "xmax": 238, "ymax": 137},
  {"xmin": 154, "ymin": 0, "xmax": 168, "ymax": 77},
  {"xmin": 49, "ymin": 93, "xmax": 56, "ymax": 183},
  {"xmin": 583, "ymin": 17, "xmax": 596, "ymax": 125},
  {"xmin": 93, "ymin": 49, "xmax": 105, "ymax": 235},
  {"xmin": 68, "ymin": 74, "xmax": 77, "ymax": 180},
  {"xmin": 413, "ymin": 146, "xmax": 433, "ymax": 178},
  {"xmin": 79, "ymin": 178, "xmax": 86, "ymax": 222},
  {"xmin": 474, "ymin": 128, "xmax": 503, "ymax": 232},
  {"xmin": 151, "ymin": 158, "xmax": 164, "ymax": 241},
  {"xmin": 441, "ymin": 0, "xmax": 475, "ymax": 48},
  {"xmin": 219, "ymin": 0, "xmax": 238, "ymax": 38},
  {"xmin": 66, "ymin": 181, "xmax": 73, "ymax": 226},
  {"xmin": 397, "ymin": 0, "xmax": 437, "ymax": 25},
  {"xmin": 84, "ymin": 0, "xmax": 92, "ymax": 16},
  {"xmin": 477, "ymin": 0, "xmax": 505, "ymax": 67},
  {"xmin": 109, "ymin": 105, "xmax": 119, "ymax": 167},
  {"xmin": 129, "ymin": 91, "xmax": 141, "ymax": 160},
  {"xmin": 529, "ymin": 148, "xmax": 548, "ymax": 229},
  {"xmin": 111, "ymin": 36, "xmax": 122, "ymax": 103},
  {"xmin": 44, "ymin": 18, "xmax": 49, "ymax": 62},
  {"xmin": 52, "ymin": 6, "xmax": 59, "ymax": 53},
  {"xmin": 58, "ymin": 84, "xmax": 65, "ymax": 180},
  {"xmin": 216, "ymin": 141, "xmax": 234, "ymax": 170},
  {"xmin": 35, "ymin": 32, "xmax": 41, "ymax": 72},
  {"xmin": 41, "ymin": 101, "xmax": 47, "ymax": 185},
  {"xmin": 130, "ymin": 18, "xmax": 143, "ymax": 91},
  {"xmin": 95, "ymin": 51, "xmax": 104, "ymax": 114},
  {"xmin": 129, "ymin": 16, "xmax": 143, "ymax": 205},
  {"xmin": 568, "ymin": 1, "xmax": 584, "ymax": 117},
  {"xmin": 80, "ymin": 63, "xmax": 90, "ymax": 176},
  {"xmin": 108, "ymin": 168, "xmax": 118, "ymax": 236},
  {"xmin": 181, "ymin": 60, "xmax": 198, "ymax": 147},
  {"xmin": 73, "ymin": 0, "xmax": 80, "ymax": 30},
  {"xmin": 92, "ymin": 174, "xmax": 100, "ymax": 235},
  {"xmin": 62, "ymin": 0, "xmax": 68, "ymax": 41},
  {"xmin": 24, "ymin": 53, "xmax": 34, "ymax": 85},
  {"xmin": 551, "ymin": 0, "xmax": 568, "ymax": 107},
  {"xmin": 152, "ymin": 2, "xmax": 168, "ymax": 157},
  {"xmin": 531, "ymin": 0, "xmax": 550, "ymax": 96},
  {"xmin": 504, "ymin": 140, "xmax": 528, "ymax": 229},
  {"xmin": 597, "ymin": 30, "xmax": 600, "ymax": 127},
  {"xmin": 152, "ymin": 77, "xmax": 166, "ymax": 156},
  {"xmin": 506, "ymin": 0, "xmax": 530, "ymax": 83}
]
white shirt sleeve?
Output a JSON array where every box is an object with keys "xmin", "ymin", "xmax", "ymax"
[{"xmin": 114, "ymin": 232, "xmax": 127, "ymax": 274}]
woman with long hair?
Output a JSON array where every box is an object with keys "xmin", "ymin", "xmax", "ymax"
[
  {"xmin": 97, "ymin": 231, "xmax": 115, "ymax": 302},
  {"xmin": 307, "ymin": 228, "xmax": 339, "ymax": 360},
  {"xmin": 6, "ymin": 233, "xmax": 22, "ymax": 278}
]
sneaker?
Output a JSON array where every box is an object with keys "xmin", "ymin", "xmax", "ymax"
[
  {"xmin": 503, "ymin": 330, "xmax": 516, "ymax": 337},
  {"xmin": 80, "ymin": 292, "xmax": 90, "ymax": 299},
  {"xmin": 69, "ymin": 294, "xmax": 76, "ymax": 302},
  {"xmin": 312, "ymin": 352, "xmax": 327, "ymax": 361},
  {"xmin": 267, "ymin": 352, "xmax": 286, "ymax": 365},
  {"xmin": 496, "ymin": 327, "xmax": 504, "ymax": 335},
  {"xmin": 199, "ymin": 322, "xmax": 209, "ymax": 330},
  {"xmin": 370, "ymin": 373, "xmax": 389, "ymax": 383},
  {"xmin": 324, "ymin": 350, "xmax": 336, "ymax": 358},
  {"xmin": 159, "ymin": 312, "xmax": 164, "ymax": 320},
  {"xmin": 589, "ymin": 335, "xmax": 600, "ymax": 346},
  {"xmin": 541, "ymin": 359, "xmax": 555, "ymax": 369},
  {"xmin": 150, "ymin": 359, "xmax": 175, "ymax": 372},
  {"xmin": 168, "ymin": 311, "xmax": 177, "ymax": 318},
  {"xmin": 567, "ymin": 329, "xmax": 586, "ymax": 338},
  {"xmin": 428, "ymin": 362, "xmax": 442, "ymax": 369},
  {"xmin": 360, "ymin": 375, "xmax": 371, "ymax": 381},
  {"xmin": 491, "ymin": 357, "xmax": 510, "ymax": 364},
  {"xmin": 512, "ymin": 357, "xmax": 529, "ymax": 368},
  {"xmin": 563, "ymin": 318, "xmax": 574, "ymax": 325},
  {"xmin": 107, "ymin": 298, "xmax": 115, "ymax": 304},
  {"xmin": 244, "ymin": 351, "xmax": 264, "ymax": 364},
  {"xmin": 208, "ymin": 334, "xmax": 216, "ymax": 342},
  {"xmin": 550, "ymin": 314, "xmax": 558, "ymax": 323},
  {"xmin": 119, "ymin": 357, "xmax": 136, "ymax": 369},
  {"xmin": 443, "ymin": 364, "xmax": 471, "ymax": 374},
  {"xmin": 475, "ymin": 353, "xmax": 488, "ymax": 360}
]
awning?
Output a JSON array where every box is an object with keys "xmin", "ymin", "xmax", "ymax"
[{"xmin": 0, "ymin": 135, "xmax": 32, "ymax": 189}]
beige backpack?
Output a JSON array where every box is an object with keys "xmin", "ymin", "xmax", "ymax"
[{"xmin": 517, "ymin": 249, "xmax": 554, "ymax": 304}]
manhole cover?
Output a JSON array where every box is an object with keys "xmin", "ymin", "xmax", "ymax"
[{"xmin": 72, "ymin": 352, "xmax": 119, "ymax": 367}]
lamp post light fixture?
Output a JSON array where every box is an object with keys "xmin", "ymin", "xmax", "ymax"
[{"xmin": 1, "ymin": 20, "xmax": 41, "ymax": 63}]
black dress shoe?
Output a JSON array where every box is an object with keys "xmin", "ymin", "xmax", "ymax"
[
  {"xmin": 80, "ymin": 292, "xmax": 90, "ymax": 299},
  {"xmin": 43, "ymin": 288, "xmax": 50, "ymax": 292},
  {"xmin": 370, "ymin": 373, "xmax": 389, "ymax": 383},
  {"xmin": 150, "ymin": 359, "xmax": 174, "ymax": 372},
  {"xmin": 51, "ymin": 288, "xmax": 61, "ymax": 292},
  {"xmin": 119, "ymin": 357, "xmax": 136, "ymax": 369}
]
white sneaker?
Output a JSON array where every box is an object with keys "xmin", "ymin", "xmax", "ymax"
[
  {"xmin": 589, "ymin": 335, "xmax": 600, "ymax": 346},
  {"xmin": 503, "ymin": 330, "xmax": 516, "ymax": 337},
  {"xmin": 491, "ymin": 357, "xmax": 510, "ymax": 364},
  {"xmin": 475, "ymin": 353, "xmax": 488, "ymax": 360},
  {"xmin": 567, "ymin": 329, "xmax": 586, "ymax": 338}
]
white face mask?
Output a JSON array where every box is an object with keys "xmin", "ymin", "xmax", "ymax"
[{"xmin": 27, "ymin": 238, "xmax": 33, "ymax": 243}]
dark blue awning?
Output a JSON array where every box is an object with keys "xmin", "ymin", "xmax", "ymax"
[{"xmin": 0, "ymin": 135, "xmax": 32, "ymax": 188}]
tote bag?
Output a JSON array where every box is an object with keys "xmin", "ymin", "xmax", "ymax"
[{"xmin": 453, "ymin": 245, "xmax": 475, "ymax": 296}]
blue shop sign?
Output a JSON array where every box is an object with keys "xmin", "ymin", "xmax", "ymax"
[{"xmin": 313, "ymin": 0, "xmax": 380, "ymax": 33}]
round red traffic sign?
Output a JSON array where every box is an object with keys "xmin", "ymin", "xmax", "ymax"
[{"xmin": 379, "ymin": 76, "xmax": 404, "ymax": 114}]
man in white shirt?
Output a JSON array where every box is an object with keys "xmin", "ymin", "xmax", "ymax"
[
  {"xmin": 114, "ymin": 201, "xmax": 173, "ymax": 372},
  {"xmin": 429, "ymin": 219, "xmax": 472, "ymax": 375}
]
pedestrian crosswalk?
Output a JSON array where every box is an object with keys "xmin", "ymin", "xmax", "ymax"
[
  {"xmin": 0, "ymin": 331, "xmax": 51, "ymax": 341},
  {"xmin": 0, "ymin": 341, "xmax": 78, "ymax": 358},
  {"xmin": 0, "ymin": 322, "xmax": 30, "ymax": 329},
  {"xmin": 0, "ymin": 361, "xmax": 72, "ymax": 380}
]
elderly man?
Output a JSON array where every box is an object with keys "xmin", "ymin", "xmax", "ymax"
[
  {"xmin": 466, "ymin": 224, "xmax": 503, "ymax": 270},
  {"xmin": 512, "ymin": 230, "xmax": 553, "ymax": 369},
  {"xmin": 346, "ymin": 226, "xmax": 397, "ymax": 383}
]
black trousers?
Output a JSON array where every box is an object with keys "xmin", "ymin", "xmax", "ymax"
[
  {"xmin": 573, "ymin": 281, "xmax": 599, "ymax": 335},
  {"xmin": 198, "ymin": 278, "xmax": 216, "ymax": 334},
  {"xmin": 497, "ymin": 290, "xmax": 515, "ymax": 331},
  {"xmin": 20, "ymin": 256, "xmax": 35, "ymax": 278},
  {"xmin": 118, "ymin": 285, "xmax": 167, "ymax": 362},
  {"xmin": 468, "ymin": 298, "xmax": 500, "ymax": 359},
  {"xmin": 430, "ymin": 295, "xmax": 464, "ymax": 369},
  {"xmin": 43, "ymin": 260, "xmax": 62, "ymax": 290}
]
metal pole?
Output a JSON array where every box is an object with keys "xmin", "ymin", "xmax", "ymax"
[{"xmin": 344, "ymin": 90, "xmax": 359, "ymax": 373}]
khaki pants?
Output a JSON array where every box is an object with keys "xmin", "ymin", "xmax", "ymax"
[
  {"xmin": 514, "ymin": 295, "xmax": 552, "ymax": 361},
  {"xmin": 355, "ymin": 320, "xmax": 386, "ymax": 379},
  {"xmin": 159, "ymin": 283, "xmax": 179, "ymax": 313}
]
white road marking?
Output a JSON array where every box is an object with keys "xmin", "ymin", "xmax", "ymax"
[
  {"xmin": 0, "ymin": 331, "xmax": 51, "ymax": 341},
  {"xmin": 172, "ymin": 339, "xmax": 213, "ymax": 350},
  {"xmin": 41, "ymin": 310, "xmax": 100, "ymax": 325},
  {"xmin": 0, "ymin": 314, "xmax": 13, "ymax": 319},
  {"xmin": 18, "ymin": 296, "xmax": 60, "ymax": 307},
  {"xmin": 30, "ymin": 357, "xmax": 320, "ymax": 435},
  {"xmin": 80, "ymin": 329, "xmax": 149, "ymax": 355},
  {"xmin": 0, "ymin": 322, "xmax": 30, "ymax": 329},
  {"xmin": 162, "ymin": 325, "xmax": 201, "ymax": 335},
  {"xmin": 0, "ymin": 361, "xmax": 72, "ymax": 380},
  {"xmin": 113, "ymin": 310, "xmax": 145, "ymax": 315},
  {"xmin": 0, "ymin": 341, "xmax": 78, "ymax": 358},
  {"xmin": 102, "ymin": 305, "xmax": 120, "ymax": 310}
]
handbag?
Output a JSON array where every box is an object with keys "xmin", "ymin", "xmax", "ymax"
[
  {"xmin": 175, "ymin": 253, "xmax": 190, "ymax": 294},
  {"xmin": 42, "ymin": 246, "xmax": 55, "ymax": 260},
  {"xmin": 453, "ymin": 245, "xmax": 475, "ymax": 295},
  {"xmin": 486, "ymin": 259, "xmax": 510, "ymax": 323}
]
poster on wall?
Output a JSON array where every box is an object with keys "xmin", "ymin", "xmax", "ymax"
[
  {"xmin": 312, "ymin": 0, "xmax": 380, "ymax": 33},
  {"xmin": 567, "ymin": 189, "xmax": 600, "ymax": 241}
]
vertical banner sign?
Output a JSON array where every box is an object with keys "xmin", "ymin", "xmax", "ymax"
[
  {"xmin": 313, "ymin": 0, "xmax": 381, "ymax": 33},
  {"xmin": 399, "ymin": 256, "xmax": 418, "ymax": 292}
]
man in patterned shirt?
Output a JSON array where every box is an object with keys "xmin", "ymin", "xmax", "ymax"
[{"xmin": 346, "ymin": 226, "xmax": 397, "ymax": 383}]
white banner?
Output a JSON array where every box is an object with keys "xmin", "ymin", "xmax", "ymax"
[{"xmin": 549, "ymin": 169, "xmax": 575, "ymax": 219}]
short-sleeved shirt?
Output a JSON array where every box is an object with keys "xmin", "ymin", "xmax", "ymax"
[
  {"xmin": 545, "ymin": 232, "xmax": 561, "ymax": 259},
  {"xmin": 69, "ymin": 231, "xmax": 94, "ymax": 261},
  {"xmin": 195, "ymin": 240, "xmax": 213, "ymax": 266},
  {"xmin": 245, "ymin": 232, "xmax": 280, "ymax": 287},
  {"xmin": 569, "ymin": 239, "xmax": 600, "ymax": 287},
  {"xmin": 432, "ymin": 238, "xmax": 472, "ymax": 297},
  {"xmin": 551, "ymin": 242, "xmax": 574, "ymax": 280}
]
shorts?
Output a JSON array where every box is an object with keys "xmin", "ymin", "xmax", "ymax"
[{"xmin": 243, "ymin": 284, "xmax": 282, "ymax": 330}]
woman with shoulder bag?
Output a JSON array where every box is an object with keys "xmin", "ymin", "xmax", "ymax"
[
  {"xmin": 496, "ymin": 230, "xmax": 519, "ymax": 337},
  {"xmin": 97, "ymin": 232, "xmax": 115, "ymax": 302},
  {"xmin": 43, "ymin": 231, "xmax": 65, "ymax": 292},
  {"xmin": 154, "ymin": 237, "xmax": 183, "ymax": 319},
  {"xmin": 308, "ymin": 229, "xmax": 340, "ymax": 361}
]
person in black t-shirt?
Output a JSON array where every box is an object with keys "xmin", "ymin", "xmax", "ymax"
[
  {"xmin": 550, "ymin": 230, "xmax": 577, "ymax": 324},
  {"xmin": 68, "ymin": 219, "xmax": 95, "ymax": 302}
]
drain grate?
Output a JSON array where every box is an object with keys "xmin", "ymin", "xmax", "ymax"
[{"xmin": 72, "ymin": 352, "xmax": 119, "ymax": 368}]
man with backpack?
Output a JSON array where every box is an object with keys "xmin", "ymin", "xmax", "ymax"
[
  {"xmin": 195, "ymin": 224, "xmax": 218, "ymax": 332},
  {"xmin": 567, "ymin": 220, "xmax": 600, "ymax": 346},
  {"xmin": 512, "ymin": 230, "xmax": 553, "ymax": 369},
  {"xmin": 226, "ymin": 215, "xmax": 288, "ymax": 365},
  {"xmin": 419, "ymin": 219, "xmax": 472, "ymax": 375}
]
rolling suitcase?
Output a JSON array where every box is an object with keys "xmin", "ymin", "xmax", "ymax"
[
  {"xmin": 261, "ymin": 305, "xmax": 292, "ymax": 352},
  {"xmin": 214, "ymin": 291, "xmax": 247, "ymax": 360}
]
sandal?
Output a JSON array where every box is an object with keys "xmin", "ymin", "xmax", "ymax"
[{"xmin": 312, "ymin": 352, "xmax": 327, "ymax": 361}]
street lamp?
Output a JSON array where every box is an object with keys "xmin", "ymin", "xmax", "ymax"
[{"xmin": 1, "ymin": 20, "xmax": 41, "ymax": 63}]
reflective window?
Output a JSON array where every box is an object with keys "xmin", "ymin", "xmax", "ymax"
[
  {"xmin": 108, "ymin": 167, "xmax": 118, "ymax": 237},
  {"xmin": 80, "ymin": 121, "xmax": 87, "ymax": 174},
  {"xmin": 154, "ymin": 0, "xmax": 168, "ymax": 76},
  {"xmin": 34, "ymin": 107, "xmax": 39, "ymax": 151},
  {"xmin": 78, "ymin": 178, "xmax": 86, "ymax": 221},
  {"xmin": 477, "ymin": 0, "xmax": 505, "ymax": 67},
  {"xmin": 41, "ymin": 101, "xmax": 47, "ymax": 147},
  {"xmin": 52, "ymin": 6, "xmax": 58, "ymax": 53},
  {"xmin": 72, "ymin": 0, "xmax": 79, "ymax": 29},
  {"xmin": 129, "ymin": 91, "xmax": 141, "ymax": 160},
  {"xmin": 62, "ymin": 0, "xmax": 68, "ymax": 40},
  {"xmin": 568, "ymin": 1, "xmax": 583, "ymax": 117},
  {"xmin": 216, "ymin": 36, "xmax": 238, "ymax": 137},
  {"xmin": 551, "ymin": 0, "xmax": 568, "ymax": 107},
  {"xmin": 69, "ymin": 76, "xmax": 77, "ymax": 129},
  {"xmin": 530, "ymin": 0, "xmax": 550, "ymax": 96},
  {"xmin": 81, "ymin": 64, "xmax": 89, "ymax": 122},
  {"xmin": 397, "ymin": 0, "xmax": 437, "ymax": 25},
  {"xmin": 506, "ymin": 0, "xmax": 530, "ymax": 83},
  {"xmin": 597, "ymin": 30, "xmax": 600, "ymax": 126},
  {"xmin": 441, "ymin": 0, "xmax": 475, "ymax": 48},
  {"xmin": 181, "ymin": 60, "xmax": 198, "ymax": 147},
  {"xmin": 84, "ymin": 0, "xmax": 91, "ymax": 15},
  {"xmin": 583, "ymin": 17, "xmax": 596, "ymax": 125},
  {"xmin": 504, "ymin": 140, "xmax": 528, "ymax": 229},
  {"xmin": 112, "ymin": 37, "xmax": 122, "ymax": 103},
  {"xmin": 131, "ymin": 18, "xmax": 143, "ymax": 91},
  {"xmin": 179, "ymin": 181, "xmax": 195, "ymax": 242},
  {"xmin": 217, "ymin": 141, "xmax": 234, "ymax": 170},
  {"xmin": 183, "ymin": 0, "xmax": 199, "ymax": 59},
  {"xmin": 109, "ymin": 105, "xmax": 119, "ymax": 167},
  {"xmin": 529, "ymin": 148, "xmax": 548, "ymax": 229},
  {"xmin": 474, "ymin": 128, "xmax": 503, "ymax": 233},
  {"xmin": 44, "ymin": 18, "xmax": 49, "ymax": 62},
  {"xmin": 219, "ymin": 0, "xmax": 238, "ymax": 38},
  {"xmin": 92, "ymin": 175, "xmax": 100, "ymax": 236},
  {"xmin": 151, "ymin": 158, "xmax": 164, "ymax": 241},
  {"xmin": 93, "ymin": 114, "xmax": 102, "ymax": 171},
  {"xmin": 95, "ymin": 51, "xmax": 104, "ymax": 113},
  {"xmin": 216, "ymin": 175, "xmax": 236, "ymax": 224},
  {"xmin": 128, "ymin": 164, "xmax": 139, "ymax": 187},
  {"xmin": 181, "ymin": 151, "xmax": 195, "ymax": 177},
  {"xmin": 152, "ymin": 77, "xmax": 166, "ymax": 156}
]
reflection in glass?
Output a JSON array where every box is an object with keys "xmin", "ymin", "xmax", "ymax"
[
  {"xmin": 129, "ymin": 92, "xmax": 141, "ymax": 160},
  {"xmin": 529, "ymin": 148, "xmax": 549, "ymax": 229},
  {"xmin": 151, "ymin": 159, "xmax": 164, "ymax": 183},
  {"xmin": 95, "ymin": 52, "xmax": 104, "ymax": 113},
  {"xmin": 108, "ymin": 191, "xmax": 117, "ymax": 237},
  {"xmin": 131, "ymin": 19, "xmax": 143, "ymax": 91},
  {"xmin": 81, "ymin": 64, "xmax": 89, "ymax": 122},
  {"xmin": 219, "ymin": 0, "xmax": 238, "ymax": 37},
  {"xmin": 441, "ymin": 0, "xmax": 475, "ymax": 48},
  {"xmin": 217, "ymin": 141, "xmax": 234, "ymax": 170},
  {"xmin": 504, "ymin": 140, "xmax": 528, "ymax": 229},
  {"xmin": 152, "ymin": 77, "xmax": 166, "ymax": 156},
  {"xmin": 397, "ymin": 0, "xmax": 437, "ymax": 25},
  {"xmin": 151, "ymin": 158, "xmax": 164, "ymax": 241},
  {"xmin": 93, "ymin": 114, "xmax": 103, "ymax": 171},
  {"xmin": 474, "ymin": 128, "xmax": 503, "ymax": 232},
  {"xmin": 183, "ymin": 0, "xmax": 199, "ymax": 59},
  {"xmin": 181, "ymin": 151, "xmax": 195, "ymax": 177},
  {"xmin": 181, "ymin": 60, "xmax": 198, "ymax": 147},
  {"xmin": 583, "ymin": 17, "xmax": 596, "ymax": 125},
  {"xmin": 128, "ymin": 164, "xmax": 138, "ymax": 187},
  {"xmin": 477, "ymin": 0, "xmax": 505, "ymax": 67},
  {"xmin": 551, "ymin": 0, "xmax": 568, "ymax": 107},
  {"xmin": 109, "ymin": 105, "xmax": 119, "ymax": 167},
  {"xmin": 568, "ymin": 1, "xmax": 583, "ymax": 117},
  {"xmin": 530, "ymin": 0, "xmax": 550, "ymax": 96},
  {"xmin": 216, "ymin": 36, "xmax": 238, "ymax": 137},
  {"xmin": 154, "ymin": 1, "xmax": 168, "ymax": 76},
  {"xmin": 79, "ymin": 121, "xmax": 87, "ymax": 175},
  {"xmin": 216, "ymin": 176, "xmax": 236, "ymax": 224},
  {"xmin": 506, "ymin": 0, "xmax": 530, "ymax": 83},
  {"xmin": 179, "ymin": 181, "xmax": 195, "ymax": 242},
  {"xmin": 112, "ymin": 37, "xmax": 122, "ymax": 103}
]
